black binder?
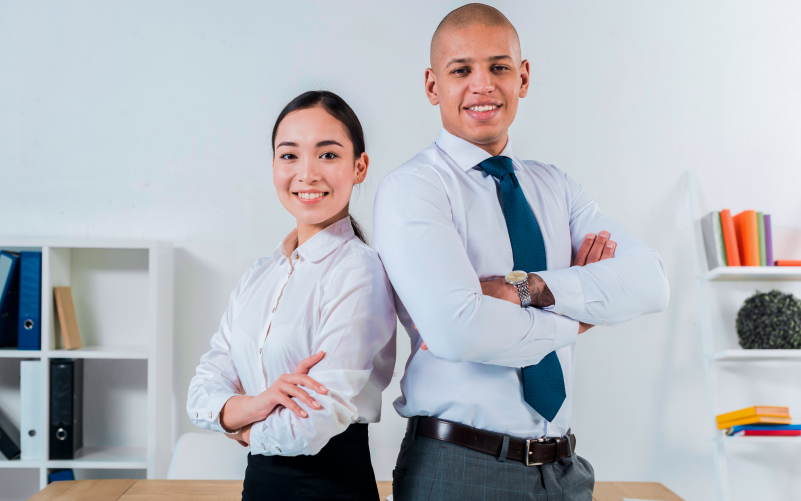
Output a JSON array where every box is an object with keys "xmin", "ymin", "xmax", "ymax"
[
  {"xmin": 0, "ymin": 405, "xmax": 20, "ymax": 460},
  {"xmin": 49, "ymin": 359, "xmax": 83, "ymax": 460}
]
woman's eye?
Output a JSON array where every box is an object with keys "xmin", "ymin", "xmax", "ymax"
[
  {"xmin": 280, "ymin": 153, "xmax": 296, "ymax": 160},
  {"xmin": 320, "ymin": 152, "xmax": 338, "ymax": 160}
]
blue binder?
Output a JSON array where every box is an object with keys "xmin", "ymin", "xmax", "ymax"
[
  {"xmin": 18, "ymin": 251, "xmax": 42, "ymax": 350},
  {"xmin": 0, "ymin": 251, "xmax": 21, "ymax": 348}
]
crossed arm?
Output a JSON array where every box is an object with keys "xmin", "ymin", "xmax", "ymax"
[{"xmin": 420, "ymin": 230, "xmax": 617, "ymax": 350}]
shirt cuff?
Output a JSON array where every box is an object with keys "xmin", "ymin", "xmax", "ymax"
[
  {"xmin": 550, "ymin": 311, "xmax": 579, "ymax": 352},
  {"xmin": 535, "ymin": 268, "xmax": 585, "ymax": 320},
  {"xmin": 192, "ymin": 392, "xmax": 239, "ymax": 434}
]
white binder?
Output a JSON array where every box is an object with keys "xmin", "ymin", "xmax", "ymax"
[{"xmin": 20, "ymin": 360, "xmax": 41, "ymax": 460}]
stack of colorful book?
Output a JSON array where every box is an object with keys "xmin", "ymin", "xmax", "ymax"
[{"xmin": 716, "ymin": 406, "xmax": 800, "ymax": 437}]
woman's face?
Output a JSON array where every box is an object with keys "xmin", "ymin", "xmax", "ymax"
[{"xmin": 273, "ymin": 107, "xmax": 368, "ymax": 227}]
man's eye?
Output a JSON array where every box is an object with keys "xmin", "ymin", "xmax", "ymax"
[
  {"xmin": 452, "ymin": 67, "xmax": 469, "ymax": 75},
  {"xmin": 320, "ymin": 152, "xmax": 338, "ymax": 160},
  {"xmin": 493, "ymin": 65, "xmax": 510, "ymax": 72},
  {"xmin": 280, "ymin": 153, "xmax": 296, "ymax": 160}
]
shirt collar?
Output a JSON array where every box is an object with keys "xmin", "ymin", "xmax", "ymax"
[
  {"xmin": 272, "ymin": 216, "xmax": 355, "ymax": 264},
  {"xmin": 434, "ymin": 127, "xmax": 517, "ymax": 172}
]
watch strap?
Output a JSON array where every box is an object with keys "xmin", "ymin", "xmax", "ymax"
[{"xmin": 515, "ymin": 278, "xmax": 531, "ymax": 308}]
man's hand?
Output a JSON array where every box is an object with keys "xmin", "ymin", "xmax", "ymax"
[
  {"xmin": 573, "ymin": 231, "xmax": 616, "ymax": 266},
  {"xmin": 419, "ymin": 231, "xmax": 617, "ymax": 349}
]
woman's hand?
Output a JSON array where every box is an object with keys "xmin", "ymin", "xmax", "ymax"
[
  {"xmin": 247, "ymin": 350, "xmax": 330, "ymax": 421},
  {"xmin": 220, "ymin": 351, "xmax": 329, "ymax": 432},
  {"xmin": 228, "ymin": 423, "xmax": 252, "ymax": 447}
]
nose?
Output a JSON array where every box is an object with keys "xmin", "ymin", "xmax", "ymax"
[
  {"xmin": 468, "ymin": 67, "xmax": 495, "ymax": 94},
  {"xmin": 297, "ymin": 156, "xmax": 321, "ymax": 184}
]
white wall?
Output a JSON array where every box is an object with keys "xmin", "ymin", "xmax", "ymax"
[{"xmin": 2, "ymin": 1, "xmax": 801, "ymax": 499}]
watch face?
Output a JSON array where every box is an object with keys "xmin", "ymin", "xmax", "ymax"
[{"xmin": 506, "ymin": 270, "xmax": 527, "ymax": 284}]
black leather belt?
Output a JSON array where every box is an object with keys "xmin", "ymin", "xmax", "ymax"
[{"xmin": 408, "ymin": 416, "xmax": 576, "ymax": 466}]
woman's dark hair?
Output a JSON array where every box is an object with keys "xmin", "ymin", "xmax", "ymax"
[{"xmin": 271, "ymin": 90, "xmax": 368, "ymax": 244}]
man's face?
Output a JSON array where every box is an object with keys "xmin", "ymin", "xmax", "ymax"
[{"xmin": 426, "ymin": 24, "xmax": 529, "ymax": 150}]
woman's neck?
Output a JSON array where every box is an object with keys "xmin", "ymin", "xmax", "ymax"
[{"xmin": 295, "ymin": 204, "xmax": 350, "ymax": 249}]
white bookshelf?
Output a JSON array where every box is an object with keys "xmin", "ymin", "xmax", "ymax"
[
  {"xmin": 0, "ymin": 239, "xmax": 173, "ymax": 498},
  {"xmin": 687, "ymin": 172, "xmax": 801, "ymax": 501}
]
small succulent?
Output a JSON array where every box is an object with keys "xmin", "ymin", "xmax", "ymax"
[{"xmin": 736, "ymin": 290, "xmax": 801, "ymax": 350}]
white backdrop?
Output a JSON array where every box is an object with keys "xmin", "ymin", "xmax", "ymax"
[{"xmin": 2, "ymin": 1, "xmax": 801, "ymax": 499}]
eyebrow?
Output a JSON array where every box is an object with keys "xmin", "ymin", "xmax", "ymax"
[
  {"xmin": 275, "ymin": 140, "xmax": 344, "ymax": 148},
  {"xmin": 445, "ymin": 54, "xmax": 513, "ymax": 68}
]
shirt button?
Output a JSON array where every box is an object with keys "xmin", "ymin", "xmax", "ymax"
[
  {"xmin": 194, "ymin": 412, "xmax": 198, "ymax": 418},
  {"xmin": 259, "ymin": 348, "xmax": 262, "ymax": 354},
  {"xmin": 208, "ymin": 412, "xmax": 212, "ymax": 418}
]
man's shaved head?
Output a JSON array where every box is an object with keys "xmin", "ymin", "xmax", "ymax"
[{"xmin": 430, "ymin": 3, "xmax": 521, "ymax": 70}]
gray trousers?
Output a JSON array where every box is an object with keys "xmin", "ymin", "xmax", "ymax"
[{"xmin": 392, "ymin": 427, "xmax": 594, "ymax": 501}]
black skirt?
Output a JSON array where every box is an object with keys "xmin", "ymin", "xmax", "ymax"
[{"xmin": 242, "ymin": 423, "xmax": 379, "ymax": 501}]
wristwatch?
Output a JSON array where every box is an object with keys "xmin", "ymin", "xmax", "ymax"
[{"xmin": 505, "ymin": 270, "xmax": 531, "ymax": 308}]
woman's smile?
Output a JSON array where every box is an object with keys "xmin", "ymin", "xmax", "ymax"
[{"xmin": 293, "ymin": 190, "xmax": 329, "ymax": 204}]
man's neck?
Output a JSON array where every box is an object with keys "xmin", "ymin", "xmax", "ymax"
[{"xmin": 444, "ymin": 126, "xmax": 509, "ymax": 157}]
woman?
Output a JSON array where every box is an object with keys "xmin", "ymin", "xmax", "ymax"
[{"xmin": 187, "ymin": 90, "xmax": 396, "ymax": 501}]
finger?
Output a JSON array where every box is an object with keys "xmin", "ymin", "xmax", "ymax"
[
  {"xmin": 285, "ymin": 384, "xmax": 322, "ymax": 410},
  {"xmin": 294, "ymin": 350, "xmax": 325, "ymax": 375},
  {"xmin": 280, "ymin": 395, "xmax": 308, "ymax": 418},
  {"xmin": 421, "ymin": 341, "xmax": 428, "ymax": 350},
  {"xmin": 282, "ymin": 374, "xmax": 328, "ymax": 394},
  {"xmin": 586, "ymin": 231, "xmax": 610, "ymax": 264},
  {"xmin": 573, "ymin": 234, "xmax": 595, "ymax": 266},
  {"xmin": 600, "ymin": 239, "xmax": 616, "ymax": 260}
]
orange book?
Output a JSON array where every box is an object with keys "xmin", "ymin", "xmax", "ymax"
[
  {"xmin": 733, "ymin": 210, "xmax": 760, "ymax": 266},
  {"xmin": 717, "ymin": 415, "xmax": 793, "ymax": 429},
  {"xmin": 716, "ymin": 406, "xmax": 790, "ymax": 424},
  {"xmin": 719, "ymin": 209, "xmax": 740, "ymax": 266},
  {"xmin": 776, "ymin": 260, "xmax": 801, "ymax": 266}
]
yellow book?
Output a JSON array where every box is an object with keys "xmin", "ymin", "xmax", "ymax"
[
  {"xmin": 716, "ymin": 406, "xmax": 790, "ymax": 424},
  {"xmin": 716, "ymin": 415, "xmax": 792, "ymax": 430}
]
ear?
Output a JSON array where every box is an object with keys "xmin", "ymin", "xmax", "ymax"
[
  {"xmin": 354, "ymin": 152, "xmax": 369, "ymax": 184},
  {"xmin": 424, "ymin": 68, "xmax": 439, "ymax": 106},
  {"xmin": 518, "ymin": 59, "xmax": 531, "ymax": 99}
]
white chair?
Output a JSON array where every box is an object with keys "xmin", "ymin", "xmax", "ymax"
[{"xmin": 167, "ymin": 431, "xmax": 250, "ymax": 480}]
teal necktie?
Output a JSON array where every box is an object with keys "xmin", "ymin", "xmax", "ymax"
[{"xmin": 479, "ymin": 155, "xmax": 566, "ymax": 422}]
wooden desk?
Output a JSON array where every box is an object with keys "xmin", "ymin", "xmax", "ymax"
[{"xmin": 30, "ymin": 479, "xmax": 682, "ymax": 501}]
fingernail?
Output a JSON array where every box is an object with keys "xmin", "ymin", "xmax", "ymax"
[
  {"xmin": 300, "ymin": 410, "xmax": 308, "ymax": 417},
  {"xmin": 586, "ymin": 233, "xmax": 595, "ymax": 239},
  {"xmin": 313, "ymin": 401, "xmax": 321, "ymax": 408},
  {"xmin": 600, "ymin": 231, "xmax": 609, "ymax": 237},
  {"xmin": 319, "ymin": 386, "xmax": 327, "ymax": 392},
  {"xmin": 606, "ymin": 241, "xmax": 615, "ymax": 248}
]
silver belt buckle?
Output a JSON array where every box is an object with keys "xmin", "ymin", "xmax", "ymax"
[{"xmin": 524, "ymin": 437, "xmax": 547, "ymax": 466}]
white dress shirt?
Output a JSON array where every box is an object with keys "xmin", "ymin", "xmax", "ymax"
[
  {"xmin": 373, "ymin": 128, "xmax": 669, "ymax": 439},
  {"xmin": 187, "ymin": 217, "xmax": 397, "ymax": 456}
]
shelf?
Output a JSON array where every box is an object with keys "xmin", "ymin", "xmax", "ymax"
[
  {"xmin": 47, "ymin": 345, "xmax": 148, "ymax": 360},
  {"xmin": 703, "ymin": 266, "xmax": 801, "ymax": 281},
  {"xmin": 0, "ymin": 348, "xmax": 42, "ymax": 358},
  {"xmin": 0, "ymin": 238, "xmax": 171, "ymax": 250},
  {"xmin": 711, "ymin": 349, "xmax": 801, "ymax": 362},
  {"xmin": 0, "ymin": 459, "xmax": 43, "ymax": 469},
  {"xmin": 716, "ymin": 436, "xmax": 801, "ymax": 445},
  {"xmin": 46, "ymin": 446, "xmax": 147, "ymax": 469}
]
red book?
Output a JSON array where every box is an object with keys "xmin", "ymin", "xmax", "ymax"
[
  {"xmin": 719, "ymin": 209, "xmax": 740, "ymax": 266},
  {"xmin": 775, "ymin": 260, "xmax": 801, "ymax": 266},
  {"xmin": 732, "ymin": 429, "xmax": 801, "ymax": 437},
  {"xmin": 733, "ymin": 210, "xmax": 760, "ymax": 266}
]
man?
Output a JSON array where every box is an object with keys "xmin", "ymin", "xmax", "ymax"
[{"xmin": 373, "ymin": 4, "xmax": 670, "ymax": 500}]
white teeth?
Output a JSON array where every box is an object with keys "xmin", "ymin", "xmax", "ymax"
[
  {"xmin": 469, "ymin": 105, "xmax": 498, "ymax": 112},
  {"xmin": 298, "ymin": 192, "xmax": 324, "ymax": 200}
]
